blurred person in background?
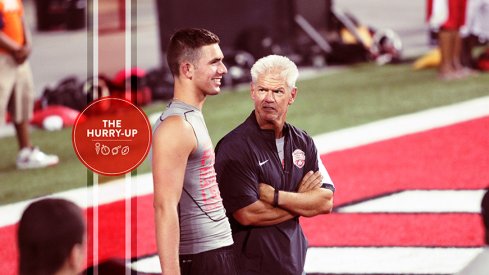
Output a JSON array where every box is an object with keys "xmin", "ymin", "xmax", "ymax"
[
  {"xmin": 0, "ymin": 0, "xmax": 59, "ymax": 169},
  {"xmin": 427, "ymin": 0, "xmax": 474, "ymax": 80},
  {"xmin": 18, "ymin": 198, "xmax": 86, "ymax": 275},
  {"xmin": 461, "ymin": 0, "xmax": 489, "ymax": 68},
  {"xmin": 454, "ymin": 189, "xmax": 489, "ymax": 275},
  {"xmin": 152, "ymin": 28, "xmax": 237, "ymax": 275},
  {"xmin": 215, "ymin": 55, "xmax": 335, "ymax": 275},
  {"xmin": 18, "ymin": 198, "xmax": 150, "ymax": 275}
]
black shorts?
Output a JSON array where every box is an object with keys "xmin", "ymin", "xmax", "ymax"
[{"xmin": 179, "ymin": 245, "xmax": 238, "ymax": 275}]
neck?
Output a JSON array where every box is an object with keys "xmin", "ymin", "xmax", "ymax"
[
  {"xmin": 255, "ymin": 112, "xmax": 285, "ymax": 138},
  {"xmin": 173, "ymin": 78, "xmax": 206, "ymax": 110}
]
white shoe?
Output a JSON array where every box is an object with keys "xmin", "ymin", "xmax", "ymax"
[{"xmin": 16, "ymin": 147, "xmax": 59, "ymax": 169}]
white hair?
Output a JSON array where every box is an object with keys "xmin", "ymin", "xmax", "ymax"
[{"xmin": 250, "ymin": 55, "xmax": 299, "ymax": 89}]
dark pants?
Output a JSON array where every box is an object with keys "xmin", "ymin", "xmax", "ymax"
[{"xmin": 179, "ymin": 245, "xmax": 238, "ymax": 275}]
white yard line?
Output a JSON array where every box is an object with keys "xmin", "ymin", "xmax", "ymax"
[
  {"xmin": 337, "ymin": 190, "xmax": 486, "ymax": 213},
  {"xmin": 1, "ymin": 96, "xmax": 488, "ymax": 227},
  {"xmin": 314, "ymin": 96, "xmax": 489, "ymax": 154},
  {"xmin": 0, "ymin": 174, "xmax": 153, "ymax": 227},
  {"xmin": 130, "ymin": 247, "xmax": 484, "ymax": 275}
]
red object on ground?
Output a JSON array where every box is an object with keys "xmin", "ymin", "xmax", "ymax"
[
  {"xmin": 112, "ymin": 67, "xmax": 152, "ymax": 106},
  {"xmin": 30, "ymin": 105, "xmax": 80, "ymax": 128}
]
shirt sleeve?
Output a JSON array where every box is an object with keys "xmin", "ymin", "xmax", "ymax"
[
  {"xmin": 308, "ymin": 138, "xmax": 335, "ymax": 192},
  {"xmin": 317, "ymin": 150, "xmax": 335, "ymax": 192},
  {"xmin": 215, "ymin": 138, "xmax": 260, "ymax": 215}
]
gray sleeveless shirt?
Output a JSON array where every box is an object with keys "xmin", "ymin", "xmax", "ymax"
[{"xmin": 156, "ymin": 100, "xmax": 233, "ymax": 254}]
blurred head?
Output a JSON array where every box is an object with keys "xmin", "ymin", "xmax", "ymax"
[
  {"xmin": 18, "ymin": 198, "xmax": 86, "ymax": 275},
  {"xmin": 250, "ymin": 55, "xmax": 298, "ymax": 132},
  {"xmin": 167, "ymin": 28, "xmax": 227, "ymax": 95},
  {"xmin": 482, "ymin": 189, "xmax": 489, "ymax": 245}
]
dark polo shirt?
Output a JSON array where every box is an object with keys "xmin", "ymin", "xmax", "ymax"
[{"xmin": 215, "ymin": 111, "xmax": 334, "ymax": 275}]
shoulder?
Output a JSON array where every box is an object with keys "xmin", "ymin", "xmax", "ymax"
[
  {"xmin": 215, "ymin": 122, "xmax": 250, "ymax": 158},
  {"xmin": 287, "ymin": 123, "xmax": 314, "ymax": 145},
  {"xmin": 154, "ymin": 115, "xmax": 192, "ymax": 135},
  {"xmin": 153, "ymin": 115, "xmax": 196, "ymax": 150}
]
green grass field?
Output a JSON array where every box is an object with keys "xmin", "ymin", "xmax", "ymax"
[{"xmin": 0, "ymin": 63, "xmax": 488, "ymax": 205}]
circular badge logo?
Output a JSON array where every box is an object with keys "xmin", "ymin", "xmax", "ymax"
[
  {"xmin": 72, "ymin": 97, "xmax": 152, "ymax": 176},
  {"xmin": 292, "ymin": 149, "xmax": 306, "ymax": 169}
]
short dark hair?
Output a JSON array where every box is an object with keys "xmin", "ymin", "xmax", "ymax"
[
  {"xmin": 482, "ymin": 189, "xmax": 489, "ymax": 244},
  {"xmin": 166, "ymin": 28, "xmax": 220, "ymax": 77},
  {"xmin": 18, "ymin": 198, "xmax": 85, "ymax": 275}
]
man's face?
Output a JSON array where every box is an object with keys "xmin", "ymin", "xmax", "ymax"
[
  {"xmin": 192, "ymin": 43, "xmax": 227, "ymax": 96},
  {"xmin": 251, "ymin": 70, "xmax": 297, "ymax": 130}
]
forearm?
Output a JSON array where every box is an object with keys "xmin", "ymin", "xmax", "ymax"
[
  {"xmin": 0, "ymin": 32, "xmax": 21, "ymax": 54},
  {"xmin": 154, "ymin": 206, "xmax": 181, "ymax": 275},
  {"xmin": 234, "ymin": 200, "xmax": 296, "ymax": 226},
  {"xmin": 277, "ymin": 188, "xmax": 334, "ymax": 217}
]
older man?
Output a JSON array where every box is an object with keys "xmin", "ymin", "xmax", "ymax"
[{"xmin": 215, "ymin": 55, "xmax": 335, "ymax": 275}]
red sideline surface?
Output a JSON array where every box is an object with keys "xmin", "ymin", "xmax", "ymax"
[
  {"xmin": 321, "ymin": 116, "xmax": 489, "ymax": 206},
  {"xmin": 303, "ymin": 116, "xmax": 489, "ymax": 247},
  {"xmin": 0, "ymin": 116, "xmax": 488, "ymax": 274}
]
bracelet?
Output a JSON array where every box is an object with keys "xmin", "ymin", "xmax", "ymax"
[{"xmin": 273, "ymin": 188, "xmax": 279, "ymax": 207}]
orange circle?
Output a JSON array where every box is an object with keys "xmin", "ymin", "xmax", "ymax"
[{"xmin": 72, "ymin": 97, "xmax": 152, "ymax": 176}]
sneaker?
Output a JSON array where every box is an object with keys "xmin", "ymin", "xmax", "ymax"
[{"xmin": 16, "ymin": 147, "xmax": 59, "ymax": 169}]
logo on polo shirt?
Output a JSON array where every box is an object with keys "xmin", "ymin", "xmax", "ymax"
[{"xmin": 292, "ymin": 149, "xmax": 305, "ymax": 168}]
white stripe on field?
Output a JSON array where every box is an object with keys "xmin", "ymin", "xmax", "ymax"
[
  {"xmin": 305, "ymin": 247, "xmax": 483, "ymax": 274},
  {"xmin": 314, "ymin": 96, "xmax": 489, "ymax": 154},
  {"xmin": 338, "ymin": 190, "xmax": 486, "ymax": 213},
  {"xmin": 0, "ymin": 173, "xmax": 154, "ymax": 227},
  {"xmin": 129, "ymin": 247, "xmax": 484, "ymax": 275}
]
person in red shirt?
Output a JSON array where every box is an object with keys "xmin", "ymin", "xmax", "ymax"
[{"xmin": 427, "ymin": 0, "xmax": 474, "ymax": 80}]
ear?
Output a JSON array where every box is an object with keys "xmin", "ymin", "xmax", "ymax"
[
  {"xmin": 180, "ymin": 62, "xmax": 193, "ymax": 80},
  {"xmin": 288, "ymin": 87, "xmax": 297, "ymax": 105},
  {"xmin": 250, "ymin": 83, "xmax": 256, "ymax": 100},
  {"xmin": 68, "ymin": 242, "xmax": 86, "ymax": 273}
]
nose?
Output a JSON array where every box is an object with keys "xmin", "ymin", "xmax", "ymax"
[
  {"xmin": 264, "ymin": 90, "xmax": 275, "ymax": 102},
  {"xmin": 218, "ymin": 62, "xmax": 227, "ymax": 75}
]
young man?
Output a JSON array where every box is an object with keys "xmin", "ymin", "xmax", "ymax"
[
  {"xmin": 18, "ymin": 198, "xmax": 86, "ymax": 275},
  {"xmin": 215, "ymin": 55, "xmax": 335, "ymax": 275},
  {"xmin": 0, "ymin": 0, "xmax": 59, "ymax": 169},
  {"xmin": 152, "ymin": 28, "xmax": 236, "ymax": 275}
]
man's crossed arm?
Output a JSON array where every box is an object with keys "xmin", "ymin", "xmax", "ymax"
[{"xmin": 233, "ymin": 171, "xmax": 334, "ymax": 226}]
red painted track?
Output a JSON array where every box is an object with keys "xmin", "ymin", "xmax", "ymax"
[{"xmin": 1, "ymin": 116, "xmax": 488, "ymax": 274}]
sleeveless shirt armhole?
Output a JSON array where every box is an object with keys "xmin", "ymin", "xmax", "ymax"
[{"xmin": 183, "ymin": 111, "xmax": 199, "ymax": 149}]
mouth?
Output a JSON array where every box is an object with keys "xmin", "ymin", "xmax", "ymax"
[
  {"xmin": 212, "ymin": 77, "xmax": 222, "ymax": 86},
  {"xmin": 262, "ymin": 106, "xmax": 276, "ymax": 112}
]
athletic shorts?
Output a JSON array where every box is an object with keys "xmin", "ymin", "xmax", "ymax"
[
  {"xmin": 443, "ymin": 0, "xmax": 467, "ymax": 30},
  {"xmin": 0, "ymin": 54, "xmax": 34, "ymax": 125},
  {"xmin": 427, "ymin": 0, "xmax": 467, "ymax": 30},
  {"xmin": 179, "ymin": 245, "xmax": 238, "ymax": 275}
]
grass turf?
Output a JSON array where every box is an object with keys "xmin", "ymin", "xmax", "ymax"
[{"xmin": 0, "ymin": 63, "xmax": 488, "ymax": 205}]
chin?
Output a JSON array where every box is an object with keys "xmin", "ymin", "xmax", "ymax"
[{"xmin": 205, "ymin": 90, "xmax": 220, "ymax": 97}]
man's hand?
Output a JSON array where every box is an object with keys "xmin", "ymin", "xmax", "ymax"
[
  {"xmin": 259, "ymin": 183, "xmax": 275, "ymax": 205},
  {"xmin": 297, "ymin": 171, "xmax": 323, "ymax": 193},
  {"xmin": 13, "ymin": 45, "xmax": 31, "ymax": 64}
]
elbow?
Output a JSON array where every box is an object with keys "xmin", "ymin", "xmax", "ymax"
[
  {"xmin": 320, "ymin": 197, "xmax": 334, "ymax": 214},
  {"xmin": 233, "ymin": 211, "xmax": 254, "ymax": 226},
  {"xmin": 309, "ymin": 197, "xmax": 334, "ymax": 217},
  {"xmin": 153, "ymin": 200, "xmax": 176, "ymax": 217}
]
